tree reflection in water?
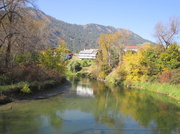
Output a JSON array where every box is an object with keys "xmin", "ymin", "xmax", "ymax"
[{"xmin": 0, "ymin": 77, "xmax": 179, "ymax": 134}]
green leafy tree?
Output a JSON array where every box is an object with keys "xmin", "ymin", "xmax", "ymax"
[
  {"xmin": 157, "ymin": 43, "xmax": 180, "ymax": 71},
  {"xmin": 138, "ymin": 43, "xmax": 161, "ymax": 76},
  {"xmin": 40, "ymin": 41, "xmax": 69, "ymax": 75}
]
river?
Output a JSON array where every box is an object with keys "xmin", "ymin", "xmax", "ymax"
[{"xmin": 0, "ymin": 77, "xmax": 180, "ymax": 134}]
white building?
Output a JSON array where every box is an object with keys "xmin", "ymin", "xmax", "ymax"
[{"xmin": 79, "ymin": 49, "xmax": 98, "ymax": 59}]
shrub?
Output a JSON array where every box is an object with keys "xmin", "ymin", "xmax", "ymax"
[
  {"xmin": 68, "ymin": 61, "xmax": 82, "ymax": 72},
  {"xmin": 0, "ymin": 64, "xmax": 62, "ymax": 85},
  {"xmin": 76, "ymin": 72, "xmax": 89, "ymax": 77},
  {"xmin": 0, "ymin": 70, "xmax": 17, "ymax": 85},
  {"xmin": 80, "ymin": 59, "xmax": 92, "ymax": 67},
  {"xmin": 98, "ymin": 71, "xmax": 106, "ymax": 79},
  {"xmin": 106, "ymin": 66, "xmax": 126, "ymax": 85},
  {"xmin": 21, "ymin": 83, "xmax": 31, "ymax": 94},
  {"xmin": 89, "ymin": 65, "xmax": 101, "ymax": 78},
  {"xmin": 169, "ymin": 68, "xmax": 180, "ymax": 84},
  {"xmin": 105, "ymin": 75, "xmax": 116, "ymax": 84},
  {"xmin": 160, "ymin": 69, "xmax": 171, "ymax": 83},
  {"xmin": 0, "ymin": 74, "xmax": 10, "ymax": 85},
  {"xmin": 101, "ymin": 64, "xmax": 112, "ymax": 75}
]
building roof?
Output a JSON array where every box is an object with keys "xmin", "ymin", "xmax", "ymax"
[
  {"xmin": 124, "ymin": 46, "xmax": 138, "ymax": 49},
  {"xmin": 79, "ymin": 49, "xmax": 98, "ymax": 54},
  {"xmin": 79, "ymin": 49, "xmax": 99, "ymax": 59}
]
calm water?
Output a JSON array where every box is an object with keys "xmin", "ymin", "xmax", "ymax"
[{"xmin": 0, "ymin": 77, "xmax": 180, "ymax": 134}]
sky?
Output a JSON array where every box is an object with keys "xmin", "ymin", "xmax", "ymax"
[{"xmin": 36, "ymin": 0, "xmax": 180, "ymax": 42}]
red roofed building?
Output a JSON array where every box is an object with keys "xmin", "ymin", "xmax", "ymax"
[{"xmin": 124, "ymin": 46, "xmax": 138, "ymax": 51}]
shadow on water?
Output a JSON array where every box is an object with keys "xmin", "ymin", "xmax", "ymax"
[{"xmin": 0, "ymin": 76, "xmax": 180, "ymax": 134}]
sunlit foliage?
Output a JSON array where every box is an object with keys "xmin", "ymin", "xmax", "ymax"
[
  {"xmin": 119, "ymin": 43, "xmax": 180, "ymax": 83},
  {"xmin": 39, "ymin": 41, "xmax": 69, "ymax": 75}
]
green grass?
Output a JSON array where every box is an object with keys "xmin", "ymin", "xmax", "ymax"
[
  {"xmin": 65, "ymin": 70, "xmax": 76, "ymax": 77},
  {"xmin": 0, "ymin": 82, "xmax": 24, "ymax": 92},
  {"xmin": 131, "ymin": 82, "xmax": 180, "ymax": 100},
  {"xmin": 0, "ymin": 80, "xmax": 57, "ymax": 94}
]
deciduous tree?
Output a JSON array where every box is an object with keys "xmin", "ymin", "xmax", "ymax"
[
  {"xmin": 154, "ymin": 17, "xmax": 180, "ymax": 49},
  {"xmin": 157, "ymin": 43, "xmax": 180, "ymax": 71},
  {"xmin": 0, "ymin": 0, "xmax": 37, "ymax": 67},
  {"xmin": 39, "ymin": 41, "xmax": 69, "ymax": 75},
  {"xmin": 112, "ymin": 30, "xmax": 130, "ymax": 63}
]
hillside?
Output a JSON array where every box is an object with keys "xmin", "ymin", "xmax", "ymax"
[{"xmin": 28, "ymin": 8, "xmax": 152, "ymax": 52}]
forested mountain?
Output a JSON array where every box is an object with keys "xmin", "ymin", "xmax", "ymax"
[{"xmin": 28, "ymin": 8, "xmax": 152, "ymax": 52}]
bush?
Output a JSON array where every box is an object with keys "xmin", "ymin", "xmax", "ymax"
[
  {"xmin": 30, "ymin": 80, "xmax": 57, "ymax": 90},
  {"xmin": 0, "ymin": 64, "xmax": 62, "ymax": 85},
  {"xmin": 106, "ymin": 66, "xmax": 126, "ymax": 85},
  {"xmin": 98, "ymin": 71, "xmax": 106, "ymax": 79},
  {"xmin": 160, "ymin": 70, "xmax": 171, "ymax": 83},
  {"xmin": 80, "ymin": 59, "xmax": 93, "ymax": 67},
  {"xmin": 68, "ymin": 61, "xmax": 82, "ymax": 72},
  {"xmin": 76, "ymin": 72, "xmax": 89, "ymax": 77},
  {"xmin": 21, "ymin": 83, "xmax": 31, "ymax": 94},
  {"xmin": 0, "ymin": 69, "xmax": 17, "ymax": 85},
  {"xmin": 89, "ymin": 65, "xmax": 101, "ymax": 78},
  {"xmin": 169, "ymin": 68, "xmax": 180, "ymax": 84},
  {"xmin": 101, "ymin": 64, "xmax": 112, "ymax": 75}
]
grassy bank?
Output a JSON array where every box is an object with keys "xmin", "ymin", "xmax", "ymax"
[
  {"xmin": 0, "ymin": 80, "xmax": 59, "ymax": 104},
  {"xmin": 0, "ymin": 80, "xmax": 58, "ymax": 94},
  {"xmin": 131, "ymin": 82, "xmax": 180, "ymax": 100},
  {"xmin": 70, "ymin": 66, "xmax": 180, "ymax": 101},
  {"xmin": 67, "ymin": 57, "xmax": 180, "ymax": 101},
  {"xmin": 74, "ymin": 67, "xmax": 180, "ymax": 101},
  {"xmin": 68, "ymin": 69, "xmax": 180, "ymax": 101}
]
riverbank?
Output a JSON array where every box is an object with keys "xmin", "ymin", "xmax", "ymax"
[
  {"xmin": 130, "ymin": 82, "xmax": 180, "ymax": 101},
  {"xmin": 0, "ymin": 79, "xmax": 72, "ymax": 105},
  {"xmin": 72, "ymin": 71, "xmax": 180, "ymax": 101}
]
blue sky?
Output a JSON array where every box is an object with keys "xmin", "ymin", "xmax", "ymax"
[{"xmin": 37, "ymin": 0, "xmax": 180, "ymax": 42}]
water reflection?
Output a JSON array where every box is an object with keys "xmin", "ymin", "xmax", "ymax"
[
  {"xmin": 0, "ymin": 77, "xmax": 180, "ymax": 134},
  {"xmin": 76, "ymin": 85, "xmax": 94, "ymax": 97},
  {"xmin": 76, "ymin": 81, "xmax": 94, "ymax": 97}
]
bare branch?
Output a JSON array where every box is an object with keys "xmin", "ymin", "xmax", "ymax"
[
  {"xmin": 154, "ymin": 17, "xmax": 180, "ymax": 48},
  {"xmin": 0, "ymin": 0, "xmax": 13, "ymax": 10}
]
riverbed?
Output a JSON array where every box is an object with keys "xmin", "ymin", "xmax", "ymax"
[{"xmin": 0, "ymin": 77, "xmax": 180, "ymax": 134}]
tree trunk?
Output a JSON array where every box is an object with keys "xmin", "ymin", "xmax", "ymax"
[{"xmin": 5, "ymin": 36, "xmax": 12, "ymax": 68}]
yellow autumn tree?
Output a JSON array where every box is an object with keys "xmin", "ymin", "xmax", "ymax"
[
  {"xmin": 96, "ymin": 33, "xmax": 114, "ymax": 77},
  {"xmin": 122, "ymin": 51, "xmax": 142, "ymax": 81},
  {"xmin": 122, "ymin": 43, "xmax": 163, "ymax": 82},
  {"xmin": 96, "ymin": 32, "xmax": 129, "ymax": 77}
]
